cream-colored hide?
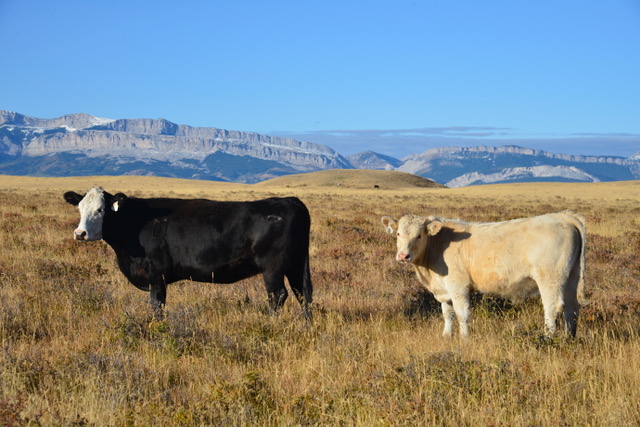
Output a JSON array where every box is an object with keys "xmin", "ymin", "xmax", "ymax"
[{"xmin": 382, "ymin": 211, "xmax": 586, "ymax": 337}]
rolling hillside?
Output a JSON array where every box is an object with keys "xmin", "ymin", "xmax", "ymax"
[{"xmin": 257, "ymin": 169, "xmax": 445, "ymax": 189}]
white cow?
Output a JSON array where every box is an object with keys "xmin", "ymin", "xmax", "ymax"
[{"xmin": 382, "ymin": 211, "xmax": 586, "ymax": 337}]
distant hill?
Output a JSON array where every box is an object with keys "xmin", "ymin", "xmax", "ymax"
[
  {"xmin": 258, "ymin": 169, "xmax": 445, "ymax": 189},
  {"xmin": 2, "ymin": 110, "xmax": 639, "ymax": 186}
]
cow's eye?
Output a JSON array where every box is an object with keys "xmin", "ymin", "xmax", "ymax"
[{"xmin": 97, "ymin": 208, "xmax": 104, "ymax": 213}]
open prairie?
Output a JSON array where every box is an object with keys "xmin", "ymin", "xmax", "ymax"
[{"xmin": 1, "ymin": 172, "xmax": 639, "ymax": 425}]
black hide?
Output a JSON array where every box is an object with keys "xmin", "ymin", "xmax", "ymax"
[{"xmin": 64, "ymin": 190, "xmax": 313, "ymax": 319}]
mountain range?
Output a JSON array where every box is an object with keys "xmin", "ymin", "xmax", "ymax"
[{"xmin": 1, "ymin": 110, "xmax": 639, "ymax": 186}]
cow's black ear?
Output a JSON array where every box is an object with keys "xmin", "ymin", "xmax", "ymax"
[
  {"xmin": 64, "ymin": 191, "xmax": 83, "ymax": 206},
  {"xmin": 111, "ymin": 193, "xmax": 128, "ymax": 212}
]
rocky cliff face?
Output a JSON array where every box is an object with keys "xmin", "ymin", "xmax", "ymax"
[
  {"xmin": 446, "ymin": 165, "xmax": 601, "ymax": 187},
  {"xmin": 0, "ymin": 111, "xmax": 350, "ymax": 182},
  {"xmin": 0, "ymin": 110, "xmax": 113, "ymax": 130},
  {"xmin": 346, "ymin": 151, "xmax": 402, "ymax": 170},
  {"xmin": 343, "ymin": 145, "xmax": 640, "ymax": 187},
  {"xmin": 396, "ymin": 145, "xmax": 639, "ymax": 186},
  {"xmin": 400, "ymin": 145, "xmax": 631, "ymax": 171}
]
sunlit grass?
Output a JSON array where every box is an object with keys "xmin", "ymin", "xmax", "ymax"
[{"xmin": 0, "ymin": 173, "xmax": 639, "ymax": 425}]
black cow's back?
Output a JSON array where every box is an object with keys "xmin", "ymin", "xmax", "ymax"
[{"xmin": 100, "ymin": 195, "xmax": 312, "ymax": 314}]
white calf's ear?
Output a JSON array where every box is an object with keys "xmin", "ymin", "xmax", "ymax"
[
  {"xmin": 427, "ymin": 220, "xmax": 442, "ymax": 236},
  {"xmin": 381, "ymin": 216, "xmax": 398, "ymax": 234}
]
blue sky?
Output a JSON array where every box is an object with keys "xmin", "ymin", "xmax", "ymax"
[{"xmin": 1, "ymin": 0, "xmax": 639, "ymax": 158}]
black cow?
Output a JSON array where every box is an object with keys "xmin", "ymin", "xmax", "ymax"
[{"xmin": 64, "ymin": 187, "xmax": 313, "ymax": 319}]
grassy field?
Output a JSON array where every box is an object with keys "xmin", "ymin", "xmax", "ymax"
[{"xmin": 0, "ymin": 172, "xmax": 639, "ymax": 425}]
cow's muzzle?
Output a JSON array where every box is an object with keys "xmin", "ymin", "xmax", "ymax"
[
  {"xmin": 396, "ymin": 252, "xmax": 411, "ymax": 262},
  {"xmin": 74, "ymin": 230, "xmax": 88, "ymax": 240}
]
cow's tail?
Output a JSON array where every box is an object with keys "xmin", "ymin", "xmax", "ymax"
[
  {"xmin": 302, "ymin": 250, "xmax": 313, "ymax": 319},
  {"xmin": 562, "ymin": 210, "xmax": 587, "ymax": 305},
  {"xmin": 294, "ymin": 196, "xmax": 313, "ymax": 320}
]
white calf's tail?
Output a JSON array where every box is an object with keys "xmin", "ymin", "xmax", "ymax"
[{"xmin": 561, "ymin": 210, "xmax": 587, "ymax": 305}]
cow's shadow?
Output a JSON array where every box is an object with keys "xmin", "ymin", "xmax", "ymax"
[
  {"xmin": 402, "ymin": 286, "xmax": 517, "ymax": 319},
  {"xmin": 427, "ymin": 229, "xmax": 471, "ymax": 277}
]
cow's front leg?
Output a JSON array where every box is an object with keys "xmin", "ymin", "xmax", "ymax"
[
  {"xmin": 262, "ymin": 271, "xmax": 288, "ymax": 313},
  {"xmin": 441, "ymin": 301, "xmax": 456, "ymax": 337},
  {"xmin": 149, "ymin": 282, "xmax": 167, "ymax": 318},
  {"xmin": 451, "ymin": 291, "xmax": 471, "ymax": 337}
]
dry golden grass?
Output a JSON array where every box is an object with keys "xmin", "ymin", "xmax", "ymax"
[{"xmin": 1, "ymin": 172, "xmax": 639, "ymax": 425}]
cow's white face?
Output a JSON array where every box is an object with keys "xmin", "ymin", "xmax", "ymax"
[
  {"xmin": 73, "ymin": 187, "xmax": 107, "ymax": 241},
  {"xmin": 382, "ymin": 215, "xmax": 442, "ymax": 263}
]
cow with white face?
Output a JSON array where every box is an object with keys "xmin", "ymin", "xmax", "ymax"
[
  {"xmin": 72, "ymin": 187, "xmax": 108, "ymax": 240},
  {"xmin": 382, "ymin": 211, "xmax": 586, "ymax": 337},
  {"xmin": 64, "ymin": 187, "xmax": 314, "ymax": 319}
]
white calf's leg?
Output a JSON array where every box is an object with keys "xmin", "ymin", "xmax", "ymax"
[
  {"xmin": 538, "ymin": 285, "xmax": 563, "ymax": 336},
  {"xmin": 441, "ymin": 302, "xmax": 455, "ymax": 337},
  {"xmin": 451, "ymin": 292, "xmax": 471, "ymax": 337}
]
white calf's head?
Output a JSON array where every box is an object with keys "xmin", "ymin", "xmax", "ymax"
[
  {"xmin": 381, "ymin": 215, "xmax": 442, "ymax": 263},
  {"xmin": 64, "ymin": 187, "xmax": 107, "ymax": 241}
]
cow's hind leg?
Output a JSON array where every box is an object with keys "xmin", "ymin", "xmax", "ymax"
[
  {"xmin": 262, "ymin": 270, "xmax": 288, "ymax": 313},
  {"xmin": 286, "ymin": 263, "xmax": 313, "ymax": 321},
  {"xmin": 538, "ymin": 282, "xmax": 563, "ymax": 336},
  {"xmin": 562, "ymin": 294, "xmax": 579, "ymax": 338}
]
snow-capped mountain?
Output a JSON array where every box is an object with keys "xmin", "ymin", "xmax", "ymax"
[
  {"xmin": 346, "ymin": 150, "xmax": 403, "ymax": 170},
  {"xmin": 395, "ymin": 145, "xmax": 639, "ymax": 186},
  {"xmin": 1, "ymin": 110, "xmax": 639, "ymax": 186},
  {"xmin": 0, "ymin": 111, "xmax": 350, "ymax": 183}
]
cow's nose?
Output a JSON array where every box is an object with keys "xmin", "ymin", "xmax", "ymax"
[
  {"xmin": 396, "ymin": 252, "xmax": 411, "ymax": 262},
  {"xmin": 74, "ymin": 230, "xmax": 87, "ymax": 240}
]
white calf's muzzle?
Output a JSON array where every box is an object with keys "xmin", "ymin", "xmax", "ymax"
[{"xmin": 396, "ymin": 252, "xmax": 411, "ymax": 262}]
